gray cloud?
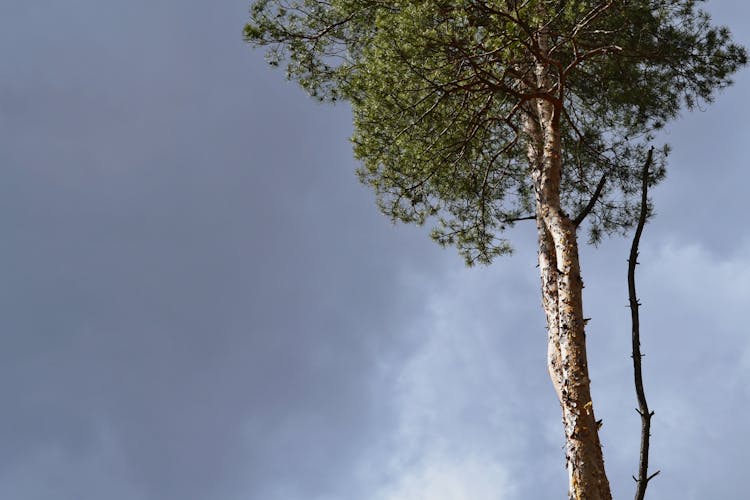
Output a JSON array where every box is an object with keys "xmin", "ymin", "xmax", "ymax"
[{"xmin": 1, "ymin": 1, "xmax": 748, "ymax": 499}]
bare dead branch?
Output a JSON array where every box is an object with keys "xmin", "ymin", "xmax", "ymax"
[{"xmin": 628, "ymin": 147, "xmax": 659, "ymax": 500}]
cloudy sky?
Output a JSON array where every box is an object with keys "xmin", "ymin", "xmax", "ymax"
[{"xmin": 1, "ymin": 2, "xmax": 748, "ymax": 499}]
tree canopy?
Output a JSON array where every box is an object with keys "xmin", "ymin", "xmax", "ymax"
[
  {"xmin": 246, "ymin": 3, "xmax": 745, "ymax": 497},
  {"xmin": 245, "ymin": 0, "xmax": 745, "ymax": 264}
]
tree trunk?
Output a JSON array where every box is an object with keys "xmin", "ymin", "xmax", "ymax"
[
  {"xmin": 536, "ymin": 204, "xmax": 611, "ymax": 500},
  {"xmin": 525, "ymin": 89, "xmax": 612, "ymax": 499}
]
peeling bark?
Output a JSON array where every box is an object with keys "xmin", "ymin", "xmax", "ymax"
[{"xmin": 524, "ymin": 55, "xmax": 612, "ymax": 498}]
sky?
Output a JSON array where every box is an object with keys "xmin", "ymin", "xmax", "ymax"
[{"xmin": 0, "ymin": 2, "xmax": 748, "ymax": 499}]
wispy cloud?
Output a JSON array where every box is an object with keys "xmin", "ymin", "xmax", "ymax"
[
  {"xmin": 375, "ymin": 452, "xmax": 515, "ymax": 500},
  {"xmin": 369, "ymin": 263, "xmax": 544, "ymax": 500}
]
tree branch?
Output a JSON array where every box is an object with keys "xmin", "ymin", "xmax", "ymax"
[
  {"xmin": 506, "ymin": 214, "xmax": 536, "ymax": 222},
  {"xmin": 573, "ymin": 172, "xmax": 608, "ymax": 227},
  {"xmin": 628, "ymin": 147, "xmax": 659, "ymax": 500}
]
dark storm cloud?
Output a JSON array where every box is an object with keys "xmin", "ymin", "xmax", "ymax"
[
  {"xmin": 1, "ymin": 1, "xmax": 748, "ymax": 499},
  {"xmin": 0, "ymin": 1, "xmax": 449, "ymax": 499}
]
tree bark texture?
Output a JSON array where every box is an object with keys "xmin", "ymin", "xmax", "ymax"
[{"xmin": 525, "ymin": 61, "xmax": 612, "ymax": 499}]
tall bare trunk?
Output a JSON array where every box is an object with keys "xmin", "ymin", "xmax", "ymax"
[{"xmin": 525, "ymin": 90, "xmax": 612, "ymax": 499}]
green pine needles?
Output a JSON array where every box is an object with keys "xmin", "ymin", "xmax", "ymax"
[{"xmin": 246, "ymin": 1, "xmax": 745, "ymax": 265}]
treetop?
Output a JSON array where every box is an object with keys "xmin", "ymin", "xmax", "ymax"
[{"xmin": 246, "ymin": 1, "xmax": 746, "ymax": 264}]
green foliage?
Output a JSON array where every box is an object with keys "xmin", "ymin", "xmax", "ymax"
[{"xmin": 246, "ymin": 0, "xmax": 746, "ymax": 265}]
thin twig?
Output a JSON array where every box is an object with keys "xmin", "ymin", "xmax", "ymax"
[
  {"xmin": 573, "ymin": 172, "xmax": 608, "ymax": 227},
  {"xmin": 628, "ymin": 147, "xmax": 660, "ymax": 500}
]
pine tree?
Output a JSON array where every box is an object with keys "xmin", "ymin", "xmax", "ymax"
[{"xmin": 245, "ymin": 2, "xmax": 746, "ymax": 498}]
